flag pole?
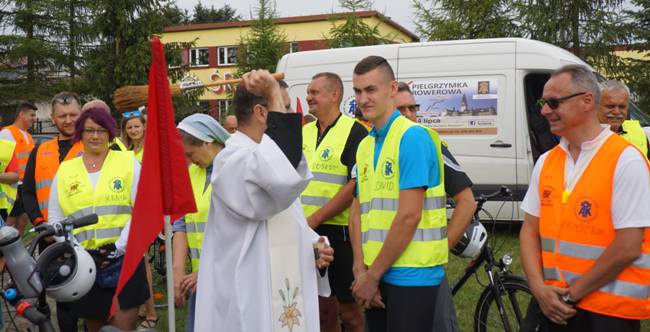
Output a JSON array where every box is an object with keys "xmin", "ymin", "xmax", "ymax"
[{"xmin": 164, "ymin": 214, "xmax": 176, "ymax": 332}]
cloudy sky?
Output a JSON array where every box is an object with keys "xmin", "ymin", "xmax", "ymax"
[{"xmin": 175, "ymin": 0, "xmax": 420, "ymax": 35}]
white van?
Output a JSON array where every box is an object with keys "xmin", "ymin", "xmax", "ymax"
[{"xmin": 276, "ymin": 38, "xmax": 650, "ymax": 220}]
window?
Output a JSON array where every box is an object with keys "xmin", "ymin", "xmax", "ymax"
[
  {"xmin": 218, "ymin": 46, "xmax": 237, "ymax": 66},
  {"xmin": 190, "ymin": 48, "xmax": 209, "ymax": 67},
  {"xmin": 289, "ymin": 42, "xmax": 299, "ymax": 53},
  {"xmin": 218, "ymin": 100, "xmax": 232, "ymax": 116}
]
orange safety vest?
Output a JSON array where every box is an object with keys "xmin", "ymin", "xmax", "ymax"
[
  {"xmin": 538, "ymin": 134, "xmax": 650, "ymax": 320},
  {"xmin": 5, "ymin": 125, "xmax": 34, "ymax": 180},
  {"xmin": 34, "ymin": 139, "xmax": 84, "ymax": 220}
]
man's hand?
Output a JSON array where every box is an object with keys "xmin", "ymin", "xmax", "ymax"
[
  {"xmin": 531, "ymin": 284, "xmax": 576, "ymax": 325},
  {"xmin": 180, "ymin": 271, "xmax": 198, "ymax": 297},
  {"xmin": 173, "ymin": 271, "xmax": 187, "ymax": 306},
  {"xmin": 351, "ymin": 271, "xmax": 381, "ymax": 309},
  {"xmin": 315, "ymin": 237, "xmax": 334, "ymax": 269}
]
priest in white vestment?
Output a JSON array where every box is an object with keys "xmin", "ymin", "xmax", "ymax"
[{"xmin": 194, "ymin": 70, "xmax": 333, "ymax": 332}]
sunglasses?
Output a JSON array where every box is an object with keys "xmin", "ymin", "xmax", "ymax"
[
  {"xmin": 123, "ymin": 110, "xmax": 142, "ymax": 118},
  {"xmin": 398, "ymin": 104, "xmax": 420, "ymax": 113},
  {"xmin": 537, "ymin": 92, "xmax": 586, "ymax": 110}
]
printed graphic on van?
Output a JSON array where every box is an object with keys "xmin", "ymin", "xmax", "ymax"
[{"xmin": 410, "ymin": 78, "xmax": 499, "ymax": 135}]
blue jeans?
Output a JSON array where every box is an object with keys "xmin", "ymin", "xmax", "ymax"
[{"xmin": 186, "ymin": 290, "xmax": 196, "ymax": 332}]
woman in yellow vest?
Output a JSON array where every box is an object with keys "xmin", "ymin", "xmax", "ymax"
[
  {"xmin": 47, "ymin": 108, "xmax": 149, "ymax": 332},
  {"xmin": 172, "ymin": 113, "xmax": 229, "ymax": 332},
  {"xmin": 120, "ymin": 108, "xmax": 146, "ymax": 162}
]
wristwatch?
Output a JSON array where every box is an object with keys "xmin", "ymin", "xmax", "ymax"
[{"xmin": 561, "ymin": 292, "xmax": 578, "ymax": 306}]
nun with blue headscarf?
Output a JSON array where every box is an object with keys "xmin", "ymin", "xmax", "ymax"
[{"xmin": 172, "ymin": 113, "xmax": 230, "ymax": 332}]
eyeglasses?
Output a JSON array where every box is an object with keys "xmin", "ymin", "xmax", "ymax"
[
  {"xmin": 54, "ymin": 94, "xmax": 80, "ymax": 106},
  {"xmin": 122, "ymin": 110, "xmax": 142, "ymax": 118},
  {"xmin": 397, "ymin": 104, "xmax": 420, "ymax": 113},
  {"xmin": 82, "ymin": 128, "xmax": 109, "ymax": 136},
  {"xmin": 537, "ymin": 92, "xmax": 587, "ymax": 110}
]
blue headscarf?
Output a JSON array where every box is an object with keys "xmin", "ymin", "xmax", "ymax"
[{"xmin": 177, "ymin": 113, "xmax": 230, "ymax": 144}]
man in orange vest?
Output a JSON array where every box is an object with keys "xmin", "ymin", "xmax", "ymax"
[
  {"xmin": 520, "ymin": 65, "xmax": 650, "ymax": 331},
  {"xmin": 21, "ymin": 92, "xmax": 82, "ymax": 332},
  {"xmin": 0, "ymin": 101, "xmax": 36, "ymax": 235},
  {"xmin": 22, "ymin": 92, "xmax": 82, "ymax": 226}
]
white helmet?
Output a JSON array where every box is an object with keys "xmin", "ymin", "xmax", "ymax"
[
  {"xmin": 451, "ymin": 221, "xmax": 487, "ymax": 258},
  {"xmin": 36, "ymin": 242, "xmax": 96, "ymax": 302}
]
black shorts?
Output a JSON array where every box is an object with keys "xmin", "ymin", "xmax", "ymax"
[
  {"xmin": 8, "ymin": 185, "xmax": 24, "ymax": 217},
  {"xmin": 366, "ymin": 282, "xmax": 440, "ymax": 332},
  {"xmin": 316, "ymin": 224, "xmax": 355, "ymax": 303},
  {"xmin": 531, "ymin": 300, "xmax": 640, "ymax": 332},
  {"xmin": 68, "ymin": 257, "xmax": 150, "ymax": 321}
]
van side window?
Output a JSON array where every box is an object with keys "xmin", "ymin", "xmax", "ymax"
[{"xmin": 524, "ymin": 73, "xmax": 558, "ymax": 163}]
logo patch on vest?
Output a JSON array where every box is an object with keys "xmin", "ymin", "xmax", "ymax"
[
  {"xmin": 382, "ymin": 158, "xmax": 395, "ymax": 179},
  {"xmin": 67, "ymin": 181, "xmax": 82, "ymax": 197},
  {"xmin": 541, "ymin": 186, "xmax": 554, "ymax": 206},
  {"xmin": 574, "ymin": 196, "xmax": 598, "ymax": 222},
  {"xmin": 110, "ymin": 177, "xmax": 125, "ymax": 193},
  {"xmin": 319, "ymin": 147, "xmax": 333, "ymax": 161}
]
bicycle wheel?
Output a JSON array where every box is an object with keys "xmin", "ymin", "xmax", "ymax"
[{"xmin": 474, "ymin": 275, "xmax": 538, "ymax": 332}]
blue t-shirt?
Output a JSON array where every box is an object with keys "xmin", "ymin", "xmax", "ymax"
[{"xmin": 363, "ymin": 111, "xmax": 444, "ymax": 287}]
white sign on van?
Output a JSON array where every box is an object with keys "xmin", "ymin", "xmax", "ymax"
[{"xmin": 410, "ymin": 78, "xmax": 499, "ymax": 135}]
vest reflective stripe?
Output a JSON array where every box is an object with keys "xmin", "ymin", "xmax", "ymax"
[
  {"xmin": 561, "ymin": 270, "xmax": 650, "ymax": 300},
  {"xmin": 359, "ymin": 196, "xmax": 446, "ymax": 214},
  {"xmin": 34, "ymin": 139, "xmax": 84, "ymax": 220},
  {"xmin": 186, "ymin": 221, "xmax": 206, "ymax": 233},
  {"xmin": 0, "ymin": 139, "xmax": 17, "ymax": 210},
  {"xmin": 186, "ymin": 164, "xmax": 211, "ymax": 271},
  {"xmin": 362, "ymin": 227, "xmax": 447, "ymax": 243},
  {"xmin": 68, "ymin": 205, "xmax": 133, "ymax": 219},
  {"xmin": 540, "ymin": 237, "xmax": 556, "ymax": 252},
  {"xmin": 6, "ymin": 125, "xmax": 34, "ymax": 179},
  {"xmin": 189, "ymin": 247, "xmax": 201, "ymax": 260},
  {"xmin": 58, "ymin": 150, "xmax": 134, "ymax": 249},
  {"xmin": 301, "ymin": 115, "xmax": 360, "ymax": 226},
  {"xmin": 311, "ymin": 172, "xmax": 348, "ymax": 185},
  {"xmin": 300, "ymin": 195, "xmax": 330, "ymax": 207},
  {"xmin": 621, "ymin": 120, "xmax": 648, "ymax": 157},
  {"xmin": 539, "ymin": 134, "xmax": 650, "ymax": 319},
  {"xmin": 357, "ymin": 115, "xmax": 448, "ymax": 268}
]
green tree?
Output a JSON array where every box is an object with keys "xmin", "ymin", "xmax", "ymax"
[
  {"xmin": 413, "ymin": 0, "xmax": 520, "ymax": 40},
  {"xmin": 624, "ymin": 0, "xmax": 650, "ymax": 112},
  {"xmin": 327, "ymin": 0, "xmax": 393, "ymax": 48},
  {"xmin": 192, "ymin": 3, "xmax": 239, "ymax": 24},
  {"xmin": 236, "ymin": 0, "xmax": 287, "ymax": 74}
]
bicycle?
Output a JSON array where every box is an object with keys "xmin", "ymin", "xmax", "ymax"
[{"xmin": 449, "ymin": 186, "xmax": 538, "ymax": 332}]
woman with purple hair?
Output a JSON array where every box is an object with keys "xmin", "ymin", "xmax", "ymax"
[{"xmin": 47, "ymin": 107, "xmax": 149, "ymax": 331}]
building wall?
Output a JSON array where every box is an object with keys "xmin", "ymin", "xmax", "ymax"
[{"xmin": 161, "ymin": 15, "xmax": 416, "ymax": 113}]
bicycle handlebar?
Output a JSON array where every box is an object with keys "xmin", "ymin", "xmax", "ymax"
[{"xmin": 475, "ymin": 186, "xmax": 512, "ymax": 211}]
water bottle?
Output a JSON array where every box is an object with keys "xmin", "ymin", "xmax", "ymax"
[{"xmin": 0, "ymin": 226, "xmax": 43, "ymax": 298}]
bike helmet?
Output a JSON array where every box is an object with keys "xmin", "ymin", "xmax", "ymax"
[
  {"xmin": 452, "ymin": 220, "xmax": 487, "ymax": 258},
  {"xmin": 36, "ymin": 242, "xmax": 96, "ymax": 302}
]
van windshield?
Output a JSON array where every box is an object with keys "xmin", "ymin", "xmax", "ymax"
[{"xmin": 594, "ymin": 72, "xmax": 650, "ymax": 127}]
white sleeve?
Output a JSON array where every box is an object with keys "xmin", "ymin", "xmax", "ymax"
[
  {"xmin": 0, "ymin": 129, "xmax": 14, "ymax": 142},
  {"xmin": 520, "ymin": 153, "xmax": 548, "ymax": 217},
  {"xmin": 611, "ymin": 147, "xmax": 650, "ymax": 229},
  {"xmin": 47, "ymin": 174, "xmax": 66, "ymax": 223}
]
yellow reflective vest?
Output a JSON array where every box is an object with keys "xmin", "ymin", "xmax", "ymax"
[
  {"xmin": 0, "ymin": 139, "xmax": 18, "ymax": 210},
  {"xmin": 57, "ymin": 150, "xmax": 134, "ymax": 249},
  {"xmin": 301, "ymin": 115, "xmax": 357, "ymax": 226},
  {"xmin": 357, "ymin": 116, "xmax": 448, "ymax": 268},
  {"xmin": 185, "ymin": 164, "xmax": 211, "ymax": 271},
  {"xmin": 620, "ymin": 120, "xmax": 649, "ymax": 157}
]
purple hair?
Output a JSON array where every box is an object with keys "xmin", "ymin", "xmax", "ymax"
[{"xmin": 73, "ymin": 107, "xmax": 117, "ymax": 142}]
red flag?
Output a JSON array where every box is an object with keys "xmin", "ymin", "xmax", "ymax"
[
  {"xmin": 296, "ymin": 97, "xmax": 305, "ymax": 126},
  {"xmin": 111, "ymin": 36, "xmax": 196, "ymax": 316}
]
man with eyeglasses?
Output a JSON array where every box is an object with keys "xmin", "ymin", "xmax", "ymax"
[
  {"xmin": 520, "ymin": 65, "xmax": 650, "ymax": 331},
  {"xmin": 394, "ymin": 81, "xmax": 476, "ymax": 332},
  {"xmin": 0, "ymin": 101, "xmax": 36, "ymax": 235},
  {"xmin": 21, "ymin": 92, "xmax": 83, "ymax": 332},
  {"xmin": 597, "ymin": 80, "xmax": 650, "ymax": 159}
]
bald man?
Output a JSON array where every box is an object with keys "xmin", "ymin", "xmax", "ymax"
[{"xmin": 223, "ymin": 115, "xmax": 237, "ymax": 134}]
